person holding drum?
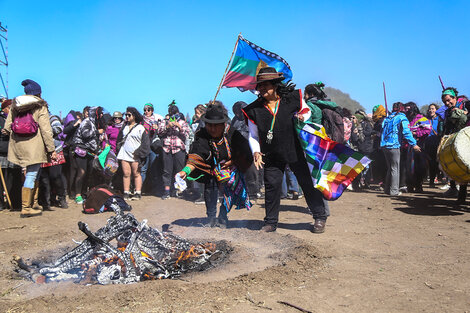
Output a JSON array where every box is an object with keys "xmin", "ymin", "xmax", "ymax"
[{"xmin": 441, "ymin": 87, "xmax": 468, "ymax": 204}]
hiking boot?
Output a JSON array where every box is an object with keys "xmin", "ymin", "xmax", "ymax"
[
  {"xmin": 312, "ymin": 219, "xmax": 326, "ymax": 233},
  {"xmin": 20, "ymin": 187, "xmax": 42, "ymax": 218},
  {"xmin": 260, "ymin": 224, "xmax": 276, "ymax": 232}
]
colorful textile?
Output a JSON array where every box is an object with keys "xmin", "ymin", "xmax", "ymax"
[
  {"xmin": 409, "ymin": 114, "xmax": 431, "ymax": 139},
  {"xmin": 157, "ymin": 119, "xmax": 190, "ymax": 154},
  {"xmin": 41, "ymin": 151, "xmax": 66, "ymax": 168},
  {"xmin": 221, "ymin": 167, "xmax": 252, "ymax": 212},
  {"xmin": 222, "ymin": 36, "xmax": 293, "ymax": 92},
  {"xmin": 295, "ymin": 122, "xmax": 371, "ymax": 200}
]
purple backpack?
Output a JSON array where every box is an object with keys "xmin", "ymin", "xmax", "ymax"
[{"xmin": 12, "ymin": 112, "xmax": 39, "ymax": 136}]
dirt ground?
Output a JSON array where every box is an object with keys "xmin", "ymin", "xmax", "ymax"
[{"xmin": 0, "ymin": 185, "xmax": 469, "ymax": 313}]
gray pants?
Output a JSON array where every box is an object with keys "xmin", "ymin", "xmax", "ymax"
[{"xmin": 383, "ymin": 148, "xmax": 400, "ymax": 195}]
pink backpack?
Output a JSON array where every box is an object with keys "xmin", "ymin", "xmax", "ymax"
[{"xmin": 12, "ymin": 112, "xmax": 39, "ymax": 136}]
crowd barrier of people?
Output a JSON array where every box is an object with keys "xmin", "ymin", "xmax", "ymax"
[{"xmin": 0, "ymin": 74, "xmax": 468, "ymax": 234}]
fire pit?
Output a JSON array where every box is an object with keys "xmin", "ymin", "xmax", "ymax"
[{"xmin": 12, "ymin": 198, "xmax": 226, "ymax": 285}]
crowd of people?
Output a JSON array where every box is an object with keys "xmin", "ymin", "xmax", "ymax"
[{"xmin": 0, "ymin": 72, "xmax": 468, "ymax": 234}]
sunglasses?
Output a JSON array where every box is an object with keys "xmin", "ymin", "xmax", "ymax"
[
  {"xmin": 144, "ymin": 108, "xmax": 153, "ymax": 112},
  {"xmin": 126, "ymin": 113, "xmax": 132, "ymax": 117}
]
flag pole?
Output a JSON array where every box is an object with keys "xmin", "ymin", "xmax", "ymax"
[
  {"xmin": 212, "ymin": 33, "xmax": 241, "ymax": 104},
  {"xmin": 383, "ymin": 82, "xmax": 388, "ymax": 116},
  {"xmin": 438, "ymin": 75, "xmax": 445, "ymax": 90}
]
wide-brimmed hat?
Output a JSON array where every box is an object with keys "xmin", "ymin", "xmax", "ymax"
[
  {"xmin": 113, "ymin": 111, "xmax": 123, "ymax": 118},
  {"xmin": 255, "ymin": 67, "xmax": 285, "ymax": 84},
  {"xmin": 201, "ymin": 104, "xmax": 229, "ymax": 124}
]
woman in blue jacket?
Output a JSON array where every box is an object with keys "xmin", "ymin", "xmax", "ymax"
[{"xmin": 380, "ymin": 102, "xmax": 421, "ymax": 196}]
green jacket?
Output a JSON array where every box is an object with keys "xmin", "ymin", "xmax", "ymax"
[{"xmin": 305, "ymin": 98, "xmax": 338, "ymax": 124}]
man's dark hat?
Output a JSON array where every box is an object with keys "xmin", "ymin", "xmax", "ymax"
[
  {"xmin": 201, "ymin": 104, "xmax": 229, "ymax": 123},
  {"xmin": 255, "ymin": 67, "xmax": 285, "ymax": 84}
]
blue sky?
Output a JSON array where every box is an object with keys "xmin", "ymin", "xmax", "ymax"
[{"xmin": 1, "ymin": 0, "xmax": 469, "ymax": 118}]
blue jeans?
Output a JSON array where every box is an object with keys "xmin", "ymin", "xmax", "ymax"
[
  {"xmin": 24, "ymin": 163, "xmax": 41, "ymax": 189},
  {"xmin": 204, "ymin": 178, "xmax": 227, "ymax": 221},
  {"xmin": 281, "ymin": 165, "xmax": 299, "ymax": 198},
  {"xmin": 140, "ymin": 150, "xmax": 157, "ymax": 184}
]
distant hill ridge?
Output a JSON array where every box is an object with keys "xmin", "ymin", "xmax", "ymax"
[{"xmin": 324, "ymin": 87, "xmax": 365, "ymax": 113}]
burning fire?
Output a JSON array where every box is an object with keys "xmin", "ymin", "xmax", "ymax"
[{"xmin": 12, "ymin": 198, "xmax": 224, "ymax": 285}]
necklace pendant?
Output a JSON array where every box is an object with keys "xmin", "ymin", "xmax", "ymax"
[{"xmin": 266, "ymin": 130, "xmax": 273, "ymax": 144}]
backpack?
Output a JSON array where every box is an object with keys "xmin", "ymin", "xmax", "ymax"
[
  {"xmin": 93, "ymin": 146, "xmax": 119, "ymax": 179},
  {"xmin": 83, "ymin": 185, "xmax": 131, "ymax": 214},
  {"xmin": 11, "ymin": 111, "xmax": 39, "ymax": 136},
  {"xmin": 321, "ymin": 107, "xmax": 345, "ymax": 143}
]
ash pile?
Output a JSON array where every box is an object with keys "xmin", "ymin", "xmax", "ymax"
[{"xmin": 13, "ymin": 198, "xmax": 225, "ymax": 285}]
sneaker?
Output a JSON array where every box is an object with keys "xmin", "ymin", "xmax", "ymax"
[
  {"xmin": 194, "ymin": 196, "xmax": 205, "ymax": 205},
  {"xmin": 440, "ymin": 184, "xmax": 450, "ymax": 190},
  {"xmin": 399, "ymin": 186, "xmax": 408, "ymax": 193},
  {"xmin": 161, "ymin": 193, "xmax": 170, "ymax": 200},
  {"xmin": 132, "ymin": 193, "xmax": 142, "ymax": 201},
  {"xmin": 123, "ymin": 193, "xmax": 131, "ymax": 201},
  {"xmin": 75, "ymin": 195, "xmax": 83, "ymax": 204},
  {"xmin": 443, "ymin": 188, "xmax": 459, "ymax": 198}
]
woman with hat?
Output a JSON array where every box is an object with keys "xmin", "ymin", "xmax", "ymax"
[
  {"xmin": 177, "ymin": 102, "xmax": 252, "ymax": 228},
  {"xmin": 104, "ymin": 111, "xmax": 124, "ymax": 154},
  {"xmin": 116, "ymin": 107, "xmax": 150, "ymax": 200},
  {"xmin": 242, "ymin": 67, "xmax": 329, "ymax": 233},
  {"xmin": 141, "ymin": 103, "xmax": 163, "ymax": 188},
  {"xmin": 3, "ymin": 79, "xmax": 57, "ymax": 217}
]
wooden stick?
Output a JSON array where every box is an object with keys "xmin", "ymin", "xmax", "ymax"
[
  {"xmin": 439, "ymin": 75, "xmax": 445, "ymax": 90},
  {"xmin": 278, "ymin": 301, "xmax": 312, "ymax": 313},
  {"xmin": 0, "ymin": 167, "xmax": 11, "ymax": 209},
  {"xmin": 383, "ymin": 82, "xmax": 388, "ymax": 116},
  {"xmin": 212, "ymin": 33, "xmax": 241, "ymax": 104}
]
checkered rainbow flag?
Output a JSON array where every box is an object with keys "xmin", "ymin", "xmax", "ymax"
[{"xmin": 295, "ymin": 122, "xmax": 371, "ymax": 200}]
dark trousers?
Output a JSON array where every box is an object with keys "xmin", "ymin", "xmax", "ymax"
[
  {"xmin": 162, "ymin": 150, "xmax": 186, "ymax": 190},
  {"xmin": 39, "ymin": 164, "xmax": 66, "ymax": 207},
  {"xmin": 73, "ymin": 154, "xmax": 93, "ymax": 195},
  {"xmin": 0, "ymin": 167, "xmax": 22, "ymax": 210},
  {"xmin": 264, "ymin": 153, "xmax": 329, "ymax": 227},
  {"xmin": 244, "ymin": 163, "xmax": 260, "ymax": 197}
]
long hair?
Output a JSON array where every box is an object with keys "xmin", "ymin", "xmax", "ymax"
[
  {"xmin": 126, "ymin": 106, "xmax": 143, "ymax": 124},
  {"xmin": 405, "ymin": 102, "xmax": 419, "ymax": 121},
  {"xmin": 304, "ymin": 82, "xmax": 327, "ymax": 100}
]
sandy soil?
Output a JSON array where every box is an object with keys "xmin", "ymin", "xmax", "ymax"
[{"xmin": 0, "ymin": 185, "xmax": 469, "ymax": 313}]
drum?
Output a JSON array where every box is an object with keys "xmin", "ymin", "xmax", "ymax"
[{"xmin": 437, "ymin": 126, "xmax": 470, "ymax": 183}]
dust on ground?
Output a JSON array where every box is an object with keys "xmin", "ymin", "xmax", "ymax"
[{"xmin": 0, "ymin": 186, "xmax": 469, "ymax": 312}]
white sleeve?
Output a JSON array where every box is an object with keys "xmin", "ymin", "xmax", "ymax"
[{"xmin": 247, "ymin": 119, "xmax": 261, "ymax": 154}]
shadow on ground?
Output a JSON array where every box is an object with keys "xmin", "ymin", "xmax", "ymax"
[{"xmin": 387, "ymin": 192, "xmax": 468, "ymax": 216}]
